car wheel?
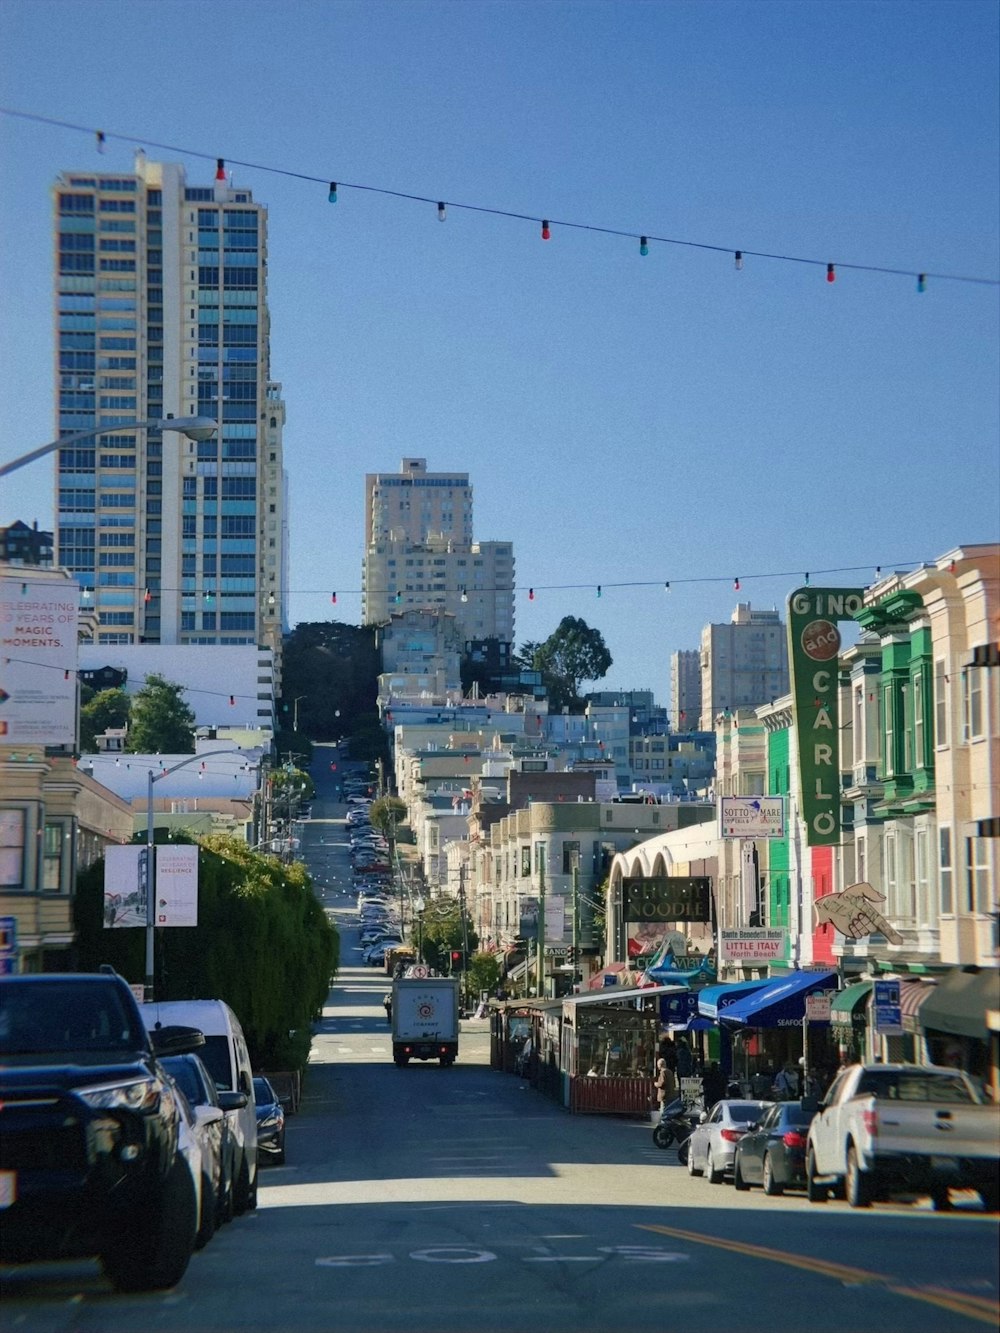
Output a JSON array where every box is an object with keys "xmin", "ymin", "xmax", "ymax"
[
  {"xmin": 733, "ymin": 1155, "xmax": 750, "ymax": 1191},
  {"xmin": 195, "ymin": 1172, "xmax": 217, "ymax": 1249},
  {"xmin": 806, "ymin": 1150, "xmax": 828, "ymax": 1204},
  {"xmin": 687, "ymin": 1141, "xmax": 700, "ymax": 1176},
  {"xmin": 706, "ymin": 1150, "xmax": 723, "ymax": 1185},
  {"xmin": 762, "ymin": 1153, "xmax": 783, "ymax": 1197},
  {"xmin": 233, "ymin": 1155, "xmax": 252, "ymax": 1215},
  {"xmin": 100, "ymin": 1158, "xmax": 197, "ymax": 1292},
  {"xmin": 846, "ymin": 1145, "xmax": 872, "ymax": 1208}
]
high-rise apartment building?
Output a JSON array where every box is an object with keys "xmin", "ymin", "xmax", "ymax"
[
  {"xmin": 362, "ymin": 458, "xmax": 514, "ymax": 643},
  {"xmin": 670, "ymin": 648, "xmax": 702, "ymax": 729},
  {"xmin": 698, "ymin": 602, "xmax": 789, "ymax": 730},
  {"xmin": 52, "ymin": 154, "xmax": 285, "ymax": 659}
]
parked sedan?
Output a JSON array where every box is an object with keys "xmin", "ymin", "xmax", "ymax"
[
  {"xmin": 686, "ymin": 1099, "xmax": 773, "ymax": 1184},
  {"xmin": 162, "ymin": 1053, "xmax": 233, "ymax": 1245},
  {"xmin": 252, "ymin": 1076, "xmax": 286, "ymax": 1165},
  {"xmin": 733, "ymin": 1100, "xmax": 817, "ymax": 1195}
]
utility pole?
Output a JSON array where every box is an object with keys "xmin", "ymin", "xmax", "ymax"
[{"xmin": 572, "ymin": 855, "xmax": 581, "ymax": 989}]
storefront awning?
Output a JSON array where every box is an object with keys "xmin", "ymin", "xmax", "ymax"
[
  {"xmin": 719, "ymin": 970, "xmax": 838, "ymax": 1028},
  {"xmin": 899, "ymin": 978, "xmax": 937, "ymax": 1034},
  {"xmin": 918, "ymin": 966, "xmax": 1000, "ymax": 1041},
  {"xmin": 698, "ymin": 978, "xmax": 773, "ymax": 1020},
  {"xmin": 830, "ymin": 980, "xmax": 873, "ymax": 1029}
]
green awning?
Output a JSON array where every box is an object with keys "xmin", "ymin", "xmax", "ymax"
[
  {"xmin": 830, "ymin": 980, "xmax": 873, "ymax": 1028},
  {"xmin": 919, "ymin": 967, "xmax": 1000, "ymax": 1041}
]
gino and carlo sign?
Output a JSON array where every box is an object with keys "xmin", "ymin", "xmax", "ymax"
[{"xmin": 786, "ymin": 586, "xmax": 864, "ymax": 847}]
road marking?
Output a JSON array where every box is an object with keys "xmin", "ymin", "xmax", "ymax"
[{"xmin": 637, "ymin": 1223, "xmax": 1000, "ymax": 1326}]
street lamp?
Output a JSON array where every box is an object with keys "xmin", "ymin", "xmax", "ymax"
[
  {"xmin": 144, "ymin": 744, "xmax": 241, "ymax": 1002},
  {"xmin": 0, "ymin": 415, "xmax": 218, "ymax": 478},
  {"xmin": 293, "ymin": 695, "xmax": 306, "ymax": 732}
]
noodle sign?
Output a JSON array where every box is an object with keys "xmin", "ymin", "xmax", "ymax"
[
  {"xmin": 622, "ymin": 877, "xmax": 711, "ymax": 923},
  {"xmin": 786, "ymin": 586, "xmax": 864, "ymax": 846}
]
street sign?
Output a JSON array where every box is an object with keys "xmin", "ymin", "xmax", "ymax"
[
  {"xmin": 805, "ymin": 993, "xmax": 831, "ymax": 1022},
  {"xmin": 873, "ymin": 978, "xmax": 903, "ymax": 1035}
]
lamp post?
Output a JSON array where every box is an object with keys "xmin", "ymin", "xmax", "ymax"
[
  {"xmin": 292, "ymin": 695, "xmax": 306, "ymax": 732},
  {"xmin": 0, "ymin": 415, "xmax": 217, "ymax": 478},
  {"xmin": 145, "ymin": 744, "xmax": 240, "ymax": 1002}
]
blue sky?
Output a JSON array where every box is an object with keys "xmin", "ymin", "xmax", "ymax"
[{"xmin": 1, "ymin": 0, "xmax": 997, "ymax": 702}]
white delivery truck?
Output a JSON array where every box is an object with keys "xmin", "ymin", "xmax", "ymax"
[{"xmin": 391, "ymin": 975, "xmax": 460, "ymax": 1067}]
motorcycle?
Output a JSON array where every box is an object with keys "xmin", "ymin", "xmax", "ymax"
[{"xmin": 652, "ymin": 1095, "xmax": 702, "ymax": 1152}]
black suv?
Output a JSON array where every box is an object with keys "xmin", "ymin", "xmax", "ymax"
[{"xmin": 0, "ymin": 971, "xmax": 205, "ymax": 1291}]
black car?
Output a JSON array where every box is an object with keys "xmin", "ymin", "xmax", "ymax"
[
  {"xmin": 733, "ymin": 1099, "xmax": 817, "ymax": 1195},
  {"xmin": 0, "ymin": 971, "xmax": 205, "ymax": 1290},
  {"xmin": 252, "ymin": 1076, "xmax": 286, "ymax": 1164}
]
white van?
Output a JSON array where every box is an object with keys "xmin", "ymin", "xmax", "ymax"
[{"xmin": 140, "ymin": 999, "xmax": 258, "ymax": 1212}]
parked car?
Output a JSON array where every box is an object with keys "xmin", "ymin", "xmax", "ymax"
[
  {"xmin": 161, "ymin": 1051, "xmax": 240, "ymax": 1232},
  {"xmin": 0, "ymin": 972, "xmax": 203, "ymax": 1291},
  {"xmin": 253, "ymin": 1076, "xmax": 286, "ymax": 1164},
  {"xmin": 733, "ymin": 1099, "xmax": 817, "ymax": 1195},
  {"xmin": 365, "ymin": 939, "xmax": 402, "ymax": 966},
  {"xmin": 686, "ymin": 1099, "xmax": 773, "ymax": 1183},
  {"xmin": 162, "ymin": 1054, "xmax": 229, "ymax": 1247}
]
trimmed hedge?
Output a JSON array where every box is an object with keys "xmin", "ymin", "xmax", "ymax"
[{"xmin": 74, "ymin": 833, "xmax": 338, "ymax": 1071}]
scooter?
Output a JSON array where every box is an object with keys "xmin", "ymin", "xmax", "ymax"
[{"xmin": 652, "ymin": 1095, "xmax": 701, "ymax": 1151}]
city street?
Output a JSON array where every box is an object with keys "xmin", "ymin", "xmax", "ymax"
[{"xmin": 2, "ymin": 746, "xmax": 997, "ymax": 1331}]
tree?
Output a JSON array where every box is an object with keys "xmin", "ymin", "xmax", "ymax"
[
  {"xmin": 125, "ymin": 674, "xmax": 196, "ymax": 753},
  {"xmin": 516, "ymin": 617, "xmax": 613, "ymax": 711},
  {"xmin": 279, "ymin": 622, "xmax": 379, "ymax": 742},
  {"xmin": 466, "ymin": 950, "xmax": 502, "ymax": 998},
  {"xmin": 79, "ymin": 687, "xmax": 130, "ymax": 753}
]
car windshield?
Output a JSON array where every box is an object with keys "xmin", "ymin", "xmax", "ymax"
[
  {"xmin": 162, "ymin": 1056, "xmax": 202, "ymax": 1104},
  {"xmin": 253, "ymin": 1077, "xmax": 275, "ymax": 1103},
  {"xmin": 0, "ymin": 980, "xmax": 144, "ymax": 1059},
  {"xmin": 728, "ymin": 1102, "xmax": 770, "ymax": 1123}
]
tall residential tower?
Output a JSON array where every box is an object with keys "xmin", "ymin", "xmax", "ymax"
[
  {"xmin": 53, "ymin": 154, "xmax": 285, "ymax": 658},
  {"xmin": 362, "ymin": 458, "xmax": 514, "ymax": 644}
]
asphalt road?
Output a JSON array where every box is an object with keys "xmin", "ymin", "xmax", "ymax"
[{"xmin": 3, "ymin": 744, "xmax": 997, "ymax": 1332}]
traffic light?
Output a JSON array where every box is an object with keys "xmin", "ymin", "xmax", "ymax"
[
  {"xmin": 566, "ymin": 947, "xmax": 577, "ymax": 964},
  {"xmin": 450, "ymin": 949, "xmax": 465, "ymax": 972}
]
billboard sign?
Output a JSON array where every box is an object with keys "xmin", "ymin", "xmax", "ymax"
[
  {"xmin": 103, "ymin": 845, "xmax": 148, "ymax": 928},
  {"xmin": 786, "ymin": 586, "xmax": 864, "ymax": 846},
  {"xmin": 155, "ymin": 844, "xmax": 199, "ymax": 927},
  {"xmin": 718, "ymin": 927, "xmax": 787, "ymax": 962},
  {"xmin": 622, "ymin": 877, "xmax": 711, "ymax": 923},
  {"xmin": 0, "ymin": 577, "xmax": 79, "ymax": 747},
  {"xmin": 719, "ymin": 796, "xmax": 785, "ymax": 839}
]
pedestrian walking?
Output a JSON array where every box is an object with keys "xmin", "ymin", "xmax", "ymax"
[
  {"xmin": 654, "ymin": 1057, "xmax": 677, "ymax": 1112},
  {"xmin": 383, "ymin": 992, "xmax": 393, "ymax": 1025}
]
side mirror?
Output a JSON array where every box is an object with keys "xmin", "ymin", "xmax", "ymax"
[
  {"xmin": 218, "ymin": 1090, "xmax": 249, "ymax": 1112},
  {"xmin": 698, "ymin": 1111, "xmax": 708, "ymax": 1124},
  {"xmin": 151, "ymin": 1024, "xmax": 205, "ymax": 1057}
]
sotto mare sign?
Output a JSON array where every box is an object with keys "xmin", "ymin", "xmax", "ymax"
[{"xmin": 787, "ymin": 586, "xmax": 864, "ymax": 846}]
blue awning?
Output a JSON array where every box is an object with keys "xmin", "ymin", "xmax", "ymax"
[
  {"xmin": 719, "ymin": 970, "xmax": 839, "ymax": 1028},
  {"xmin": 698, "ymin": 978, "xmax": 774, "ymax": 1020}
]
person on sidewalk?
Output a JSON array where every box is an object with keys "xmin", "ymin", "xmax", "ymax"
[
  {"xmin": 654, "ymin": 1058, "xmax": 677, "ymax": 1115},
  {"xmin": 382, "ymin": 992, "xmax": 392, "ymax": 1025}
]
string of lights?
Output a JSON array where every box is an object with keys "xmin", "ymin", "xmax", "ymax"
[
  {"xmin": 2, "ymin": 106, "xmax": 996, "ymax": 290},
  {"xmin": 7, "ymin": 558, "xmax": 931, "ymax": 605}
]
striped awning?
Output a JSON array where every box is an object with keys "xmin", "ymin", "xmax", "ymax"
[
  {"xmin": 899, "ymin": 978, "xmax": 938, "ymax": 1034},
  {"xmin": 830, "ymin": 980, "xmax": 873, "ymax": 1029}
]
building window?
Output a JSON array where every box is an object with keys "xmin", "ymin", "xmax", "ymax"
[
  {"xmin": 43, "ymin": 823, "xmax": 65, "ymax": 893},
  {"xmin": 939, "ymin": 826, "xmax": 953, "ymax": 915},
  {"xmin": 915, "ymin": 827, "xmax": 936, "ymax": 929},
  {"xmin": 964, "ymin": 836, "xmax": 990, "ymax": 915},
  {"xmin": 961, "ymin": 668, "xmax": 984, "ymax": 741},
  {"xmin": 934, "ymin": 658, "xmax": 947, "ymax": 747},
  {"xmin": 0, "ymin": 809, "xmax": 26, "ymax": 888},
  {"xmin": 883, "ymin": 684, "xmax": 894, "ymax": 778},
  {"xmin": 562, "ymin": 841, "xmax": 580, "ymax": 875},
  {"xmin": 913, "ymin": 673, "xmax": 924, "ymax": 768}
]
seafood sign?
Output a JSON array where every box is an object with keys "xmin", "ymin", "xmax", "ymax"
[{"xmin": 814, "ymin": 881, "xmax": 903, "ymax": 945}]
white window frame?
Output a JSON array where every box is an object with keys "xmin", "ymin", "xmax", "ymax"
[{"xmin": 939, "ymin": 826, "xmax": 953, "ymax": 915}]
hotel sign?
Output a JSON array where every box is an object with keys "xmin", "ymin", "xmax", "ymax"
[
  {"xmin": 622, "ymin": 877, "xmax": 711, "ymax": 923},
  {"xmin": 786, "ymin": 586, "xmax": 864, "ymax": 846}
]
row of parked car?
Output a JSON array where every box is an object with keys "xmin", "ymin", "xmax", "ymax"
[
  {"xmin": 0, "ymin": 972, "xmax": 291, "ymax": 1292},
  {"xmin": 684, "ymin": 1097, "xmax": 813, "ymax": 1194}
]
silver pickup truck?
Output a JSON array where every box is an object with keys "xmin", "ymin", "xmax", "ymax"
[{"xmin": 806, "ymin": 1063, "xmax": 999, "ymax": 1210}]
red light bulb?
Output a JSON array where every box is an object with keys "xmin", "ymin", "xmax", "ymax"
[
  {"xmin": 826, "ymin": 263, "xmax": 836, "ymax": 283},
  {"xmin": 215, "ymin": 158, "xmax": 226, "ymax": 181},
  {"xmin": 541, "ymin": 220, "xmax": 551, "ymax": 241}
]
